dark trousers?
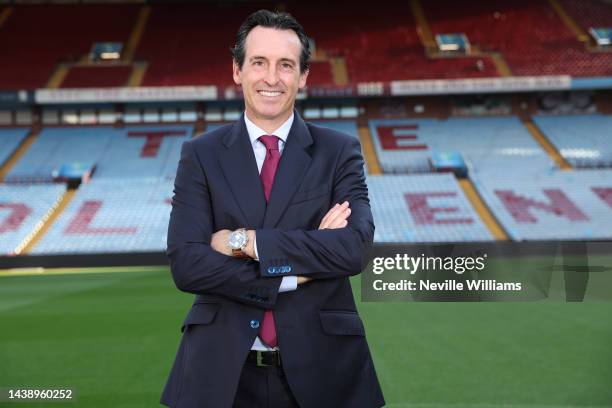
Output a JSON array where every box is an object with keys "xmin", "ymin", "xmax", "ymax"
[{"xmin": 232, "ymin": 358, "xmax": 300, "ymax": 408}]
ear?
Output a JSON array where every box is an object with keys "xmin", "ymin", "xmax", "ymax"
[
  {"xmin": 298, "ymin": 68, "xmax": 309, "ymax": 90},
  {"xmin": 232, "ymin": 60, "xmax": 242, "ymax": 86}
]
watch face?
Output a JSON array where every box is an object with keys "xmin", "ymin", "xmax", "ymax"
[{"xmin": 229, "ymin": 231, "xmax": 247, "ymax": 249}]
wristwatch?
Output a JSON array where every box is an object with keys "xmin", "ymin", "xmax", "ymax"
[{"xmin": 228, "ymin": 228, "xmax": 249, "ymax": 258}]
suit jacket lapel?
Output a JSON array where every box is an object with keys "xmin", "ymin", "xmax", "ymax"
[
  {"xmin": 217, "ymin": 116, "xmax": 266, "ymax": 228},
  {"xmin": 263, "ymin": 112, "xmax": 313, "ymax": 228}
]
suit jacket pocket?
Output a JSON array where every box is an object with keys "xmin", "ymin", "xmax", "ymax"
[
  {"xmin": 289, "ymin": 183, "xmax": 330, "ymax": 206},
  {"xmin": 181, "ymin": 302, "xmax": 220, "ymax": 332},
  {"xmin": 319, "ymin": 310, "xmax": 365, "ymax": 336}
]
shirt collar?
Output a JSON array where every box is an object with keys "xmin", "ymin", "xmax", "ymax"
[{"xmin": 244, "ymin": 112, "xmax": 294, "ymax": 145}]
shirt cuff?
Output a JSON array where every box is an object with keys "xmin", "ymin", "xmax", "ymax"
[
  {"xmin": 253, "ymin": 232, "xmax": 259, "ymax": 261},
  {"xmin": 279, "ymin": 276, "xmax": 298, "ymax": 293}
]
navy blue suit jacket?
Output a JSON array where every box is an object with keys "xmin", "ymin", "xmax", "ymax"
[{"xmin": 160, "ymin": 111, "xmax": 385, "ymax": 408}]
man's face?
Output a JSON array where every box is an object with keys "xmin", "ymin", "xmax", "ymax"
[{"xmin": 233, "ymin": 26, "xmax": 308, "ymax": 125}]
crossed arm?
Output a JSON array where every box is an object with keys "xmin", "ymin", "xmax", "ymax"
[
  {"xmin": 209, "ymin": 201, "xmax": 353, "ymax": 284},
  {"xmin": 167, "ymin": 137, "xmax": 373, "ymax": 309}
]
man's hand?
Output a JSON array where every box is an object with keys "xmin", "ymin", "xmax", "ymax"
[
  {"xmin": 296, "ymin": 201, "xmax": 352, "ymax": 286},
  {"xmin": 319, "ymin": 201, "xmax": 351, "ymax": 229},
  {"xmin": 210, "ymin": 229, "xmax": 232, "ymax": 256}
]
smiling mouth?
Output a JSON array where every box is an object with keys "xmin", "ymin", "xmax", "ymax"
[{"xmin": 257, "ymin": 90, "xmax": 284, "ymax": 97}]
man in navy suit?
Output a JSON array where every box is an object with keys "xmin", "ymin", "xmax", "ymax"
[{"xmin": 161, "ymin": 9, "xmax": 385, "ymax": 408}]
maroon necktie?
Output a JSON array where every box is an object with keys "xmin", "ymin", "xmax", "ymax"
[{"xmin": 258, "ymin": 135, "xmax": 280, "ymax": 347}]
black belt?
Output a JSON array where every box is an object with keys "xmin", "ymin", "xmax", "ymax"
[{"xmin": 247, "ymin": 350, "xmax": 282, "ymax": 367}]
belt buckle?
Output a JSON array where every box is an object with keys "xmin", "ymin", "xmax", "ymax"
[{"xmin": 256, "ymin": 351, "xmax": 268, "ymax": 367}]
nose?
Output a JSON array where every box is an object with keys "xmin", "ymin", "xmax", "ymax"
[{"xmin": 264, "ymin": 65, "xmax": 279, "ymax": 86}]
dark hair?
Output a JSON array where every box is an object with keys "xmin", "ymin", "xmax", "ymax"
[{"xmin": 231, "ymin": 9, "xmax": 311, "ymax": 73}]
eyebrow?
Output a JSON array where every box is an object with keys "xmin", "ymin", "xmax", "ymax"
[{"xmin": 250, "ymin": 56, "xmax": 296, "ymax": 65}]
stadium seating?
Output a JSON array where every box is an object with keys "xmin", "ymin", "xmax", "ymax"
[
  {"xmin": 310, "ymin": 120, "xmax": 359, "ymax": 138},
  {"xmin": 290, "ymin": 0, "xmax": 498, "ymax": 82},
  {"xmin": 31, "ymin": 178, "xmax": 172, "ymax": 254},
  {"xmin": 472, "ymin": 169, "xmax": 612, "ymax": 240},
  {"xmin": 533, "ymin": 114, "xmax": 612, "ymax": 168},
  {"xmin": 2, "ymin": 1, "xmax": 612, "ymax": 90},
  {"xmin": 60, "ymin": 65, "xmax": 133, "ymax": 88},
  {"xmin": 0, "ymin": 4, "xmax": 139, "ymax": 89},
  {"xmin": 303, "ymin": 61, "xmax": 334, "ymax": 87},
  {"xmin": 0, "ymin": 183, "xmax": 66, "ymax": 255},
  {"xmin": 135, "ymin": 3, "xmax": 275, "ymax": 88},
  {"xmin": 423, "ymin": 0, "xmax": 612, "ymax": 77},
  {"xmin": 559, "ymin": 0, "xmax": 612, "ymax": 32},
  {"xmin": 0, "ymin": 128, "xmax": 28, "ymax": 166},
  {"xmin": 367, "ymin": 174, "xmax": 493, "ymax": 242},
  {"xmin": 369, "ymin": 117, "xmax": 555, "ymax": 174},
  {"xmin": 5, "ymin": 125, "xmax": 192, "ymax": 182}
]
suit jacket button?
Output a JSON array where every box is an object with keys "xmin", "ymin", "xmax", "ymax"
[{"xmin": 250, "ymin": 320, "xmax": 260, "ymax": 329}]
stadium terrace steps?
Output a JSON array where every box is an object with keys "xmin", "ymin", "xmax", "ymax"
[
  {"xmin": 357, "ymin": 123, "xmax": 382, "ymax": 176},
  {"xmin": 523, "ymin": 119, "xmax": 572, "ymax": 170},
  {"xmin": 0, "ymin": 6, "xmax": 12, "ymax": 30},
  {"xmin": 558, "ymin": 0, "xmax": 612, "ymax": 35},
  {"xmin": 46, "ymin": 64, "xmax": 71, "ymax": 89},
  {"xmin": 367, "ymin": 174, "xmax": 494, "ymax": 242},
  {"xmin": 457, "ymin": 178, "xmax": 509, "ymax": 240},
  {"xmin": 121, "ymin": 5, "xmax": 151, "ymax": 63},
  {"xmin": 548, "ymin": 0, "xmax": 590, "ymax": 44},
  {"xmin": 18, "ymin": 188, "xmax": 77, "ymax": 255},
  {"xmin": 0, "ymin": 128, "xmax": 37, "ymax": 182},
  {"xmin": 472, "ymin": 169, "xmax": 612, "ymax": 240},
  {"xmin": 126, "ymin": 62, "xmax": 148, "ymax": 87},
  {"xmin": 0, "ymin": 183, "xmax": 66, "ymax": 256},
  {"xmin": 409, "ymin": 0, "xmax": 437, "ymax": 52},
  {"xmin": 30, "ymin": 178, "xmax": 174, "ymax": 254}
]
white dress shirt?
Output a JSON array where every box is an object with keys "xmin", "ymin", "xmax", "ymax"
[{"xmin": 244, "ymin": 112, "xmax": 298, "ymax": 351}]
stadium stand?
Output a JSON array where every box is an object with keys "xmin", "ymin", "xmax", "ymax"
[
  {"xmin": 367, "ymin": 174, "xmax": 493, "ymax": 242},
  {"xmin": 472, "ymin": 169, "xmax": 612, "ymax": 240},
  {"xmin": 368, "ymin": 117, "xmax": 555, "ymax": 174},
  {"xmin": 0, "ymin": 183, "xmax": 65, "ymax": 255},
  {"xmin": 0, "ymin": 4, "xmax": 139, "ymax": 89},
  {"xmin": 30, "ymin": 177, "xmax": 172, "ymax": 254},
  {"xmin": 0, "ymin": 128, "xmax": 29, "ymax": 167},
  {"xmin": 2, "ymin": 1, "xmax": 612, "ymax": 90},
  {"xmin": 423, "ymin": 0, "xmax": 612, "ymax": 77},
  {"xmin": 533, "ymin": 114, "xmax": 612, "ymax": 168},
  {"xmin": 4, "ymin": 124, "xmax": 192, "ymax": 182}
]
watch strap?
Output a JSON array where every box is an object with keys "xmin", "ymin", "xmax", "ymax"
[{"xmin": 232, "ymin": 248, "xmax": 249, "ymax": 258}]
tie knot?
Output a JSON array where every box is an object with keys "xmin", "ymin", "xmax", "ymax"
[{"xmin": 259, "ymin": 135, "xmax": 279, "ymax": 150}]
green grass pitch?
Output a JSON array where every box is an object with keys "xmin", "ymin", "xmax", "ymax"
[{"xmin": 1, "ymin": 267, "xmax": 611, "ymax": 407}]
